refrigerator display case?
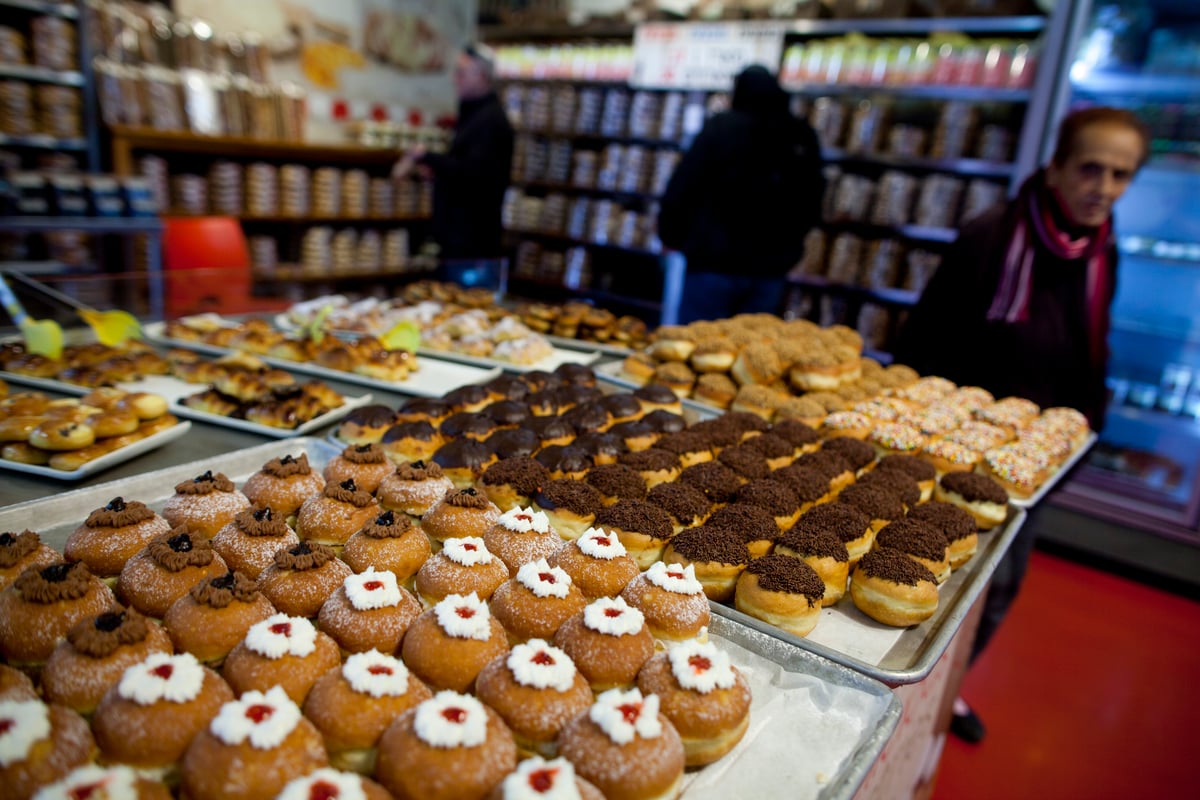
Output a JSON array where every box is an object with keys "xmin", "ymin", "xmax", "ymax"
[{"xmin": 1044, "ymin": 0, "xmax": 1200, "ymax": 546}]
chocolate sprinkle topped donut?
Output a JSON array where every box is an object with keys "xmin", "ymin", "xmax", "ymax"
[
  {"xmin": 777, "ymin": 527, "xmax": 850, "ymax": 561},
  {"xmin": 678, "ymin": 461, "xmax": 743, "ymax": 503},
  {"xmin": 907, "ymin": 501, "xmax": 977, "ymax": 543},
  {"xmin": 647, "ymin": 482, "xmax": 711, "ymax": 525},
  {"xmin": 857, "ymin": 469, "xmax": 921, "ymax": 508},
  {"xmin": 793, "ymin": 450, "xmax": 854, "ymax": 483},
  {"xmin": 735, "ymin": 479, "xmax": 802, "ymax": 518},
  {"xmin": 720, "ymin": 411, "xmax": 771, "ymax": 434},
  {"xmin": 875, "ymin": 518, "xmax": 949, "ymax": 561},
  {"xmin": 585, "ymin": 464, "xmax": 648, "ymax": 501},
  {"xmin": 770, "ymin": 419, "xmax": 822, "ymax": 448},
  {"xmin": 768, "ymin": 465, "xmax": 831, "ymax": 504},
  {"xmin": 618, "ymin": 447, "xmax": 681, "ymax": 473},
  {"xmin": 744, "ymin": 553, "xmax": 824, "ymax": 600},
  {"xmin": 820, "ymin": 437, "xmax": 877, "ymax": 471},
  {"xmin": 717, "ymin": 445, "xmax": 770, "ymax": 480},
  {"xmin": 656, "ymin": 430, "xmax": 713, "ymax": 458},
  {"xmin": 837, "ymin": 484, "xmax": 904, "ymax": 521},
  {"xmin": 532, "ymin": 479, "xmax": 602, "ymax": 515},
  {"xmin": 940, "ymin": 472, "xmax": 1009, "ymax": 505},
  {"xmin": 793, "ymin": 503, "xmax": 871, "ymax": 544},
  {"xmin": 856, "ymin": 547, "xmax": 937, "ymax": 586},
  {"xmin": 741, "ymin": 432, "xmax": 795, "ymax": 461},
  {"xmin": 596, "ymin": 499, "xmax": 674, "ymax": 540},
  {"xmin": 481, "ymin": 456, "xmax": 550, "ymax": 495},
  {"xmin": 669, "ymin": 526, "xmax": 749, "ymax": 566},
  {"xmin": 876, "ymin": 454, "xmax": 937, "ymax": 483},
  {"xmin": 708, "ymin": 503, "xmax": 780, "ymax": 545}
]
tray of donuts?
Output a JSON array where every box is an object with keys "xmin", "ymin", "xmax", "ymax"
[
  {"xmin": 0, "ymin": 379, "xmax": 191, "ymax": 480},
  {"xmin": 0, "ymin": 437, "xmax": 901, "ymax": 800},
  {"xmin": 141, "ymin": 317, "xmax": 505, "ymax": 398},
  {"xmin": 1, "ymin": 345, "xmax": 374, "ymax": 440}
]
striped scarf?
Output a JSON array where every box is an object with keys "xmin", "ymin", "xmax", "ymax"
[{"xmin": 985, "ymin": 169, "xmax": 1113, "ymax": 367}]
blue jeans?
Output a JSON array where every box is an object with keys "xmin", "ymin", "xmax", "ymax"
[{"xmin": 679, "ymin": 273, "xmax": 787, "ymax": 323}]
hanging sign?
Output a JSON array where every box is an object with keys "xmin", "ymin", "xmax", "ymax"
[{"xmin": 631, "ymin": 21, "xmax": 787, "ymax": 90}]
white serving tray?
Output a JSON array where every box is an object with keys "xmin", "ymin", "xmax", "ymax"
[
  {"xmin": 143, "ymin": 321, "xmax": 502, "ymax": 397},
  {"xmin": 0, "ymin": 420, "xmax": 191, "ymax": 481}
]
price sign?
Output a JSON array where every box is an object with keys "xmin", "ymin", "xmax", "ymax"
[{"xmin": 631, "ymin": 21, "xmax": 787, "ymax": 90}]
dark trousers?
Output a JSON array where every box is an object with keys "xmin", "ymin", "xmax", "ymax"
[
  {"xmin": 679, "ymin": 272, "xmax": 786, "ymax": 323},
  {"xmin": 969, "ymin": 508, "xmax": 1040, "ymax": 664}
]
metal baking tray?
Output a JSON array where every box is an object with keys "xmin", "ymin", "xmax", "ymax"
[
  {"xmin": 546, "ymin": 334, "xmax": 635, "ymax": 358},
  {"xmin": 1, "ymin": 438, "xmax": 899, "ymax": 800},
  {"xmin": 142, "ymin": 321, "xmax": 502, "ymax": 397},
  {"xmin": 711, "ymin": 506, "xmax": 1027, "ymax": 685}
]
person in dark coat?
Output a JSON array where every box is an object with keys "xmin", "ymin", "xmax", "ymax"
[
  {"xmin": 657, "ymin": 65, "xmax": 824, "ymax": 322},
  {"xmin": 394, "ymin": 44, "xmax": 514, "ymax": 261},
  {"xmin": 893, "ymin": 106, "xmax": 1149, "ymax": 744}
]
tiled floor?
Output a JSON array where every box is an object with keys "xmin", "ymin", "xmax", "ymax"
[{"xmin": 931, "ymin": 548, "xmax": 1200, "ymax": 800}]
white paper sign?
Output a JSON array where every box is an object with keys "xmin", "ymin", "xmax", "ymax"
[{"xmin": 631, "ymin": 21, "xmax": 787, "ymax": 90}]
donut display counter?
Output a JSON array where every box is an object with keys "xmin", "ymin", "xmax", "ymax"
[{"xmin": 0, "ymin": 437, "xmax": 902, "ymax": 800}]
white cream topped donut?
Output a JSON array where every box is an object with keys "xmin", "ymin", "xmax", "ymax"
[
  {"xmin": 589, "ymin": 688, "xmax": 662, "ymax": 744},
  {"xmin": 667, "ymin": 641, "xmax": 736, "ymax": 693},
  {"xmin": 0, "ymin": 699, "xmax": 50, "ymax": 767},
  {"xmin": 433, "ymin": 592, "xmax": 492, "ymax": 640},
  {"xmin": 496, "ymin": 507, "xmax": 552, "ymax": 535},
  {"xmin": 32, "ymin": 764, "xmax": 140, "ymax": 800},
  {"xmin": 516, "ymin": 559, "xmax": 573, "ymax": 599},
  {"xmin": 118, "ymin": 651, "xmax": 206, "ymax": 705},
  {"xmin": 501, "ymin": 756, "xmax": 583, "ymax": 800},
  {"xmin": 442, "ymin": 537, "xmax": 495, "ymax": 566},
  {"xmin": 506, "ymin": 640, "xmax": 577, "ymax": 692},
  {"xmin": 413, "ymin": 691, "xmax": 488, "ymax": 748},
  {"xmin": 577, "ymin": 527, "xmax": 627, "ymax": 560},
  {"xmin": 276, "ymin": 768, "xmax": 368, "ymax": 800},
  {"xmin": 344, "ymin": 567, "xmax": 402, "ymax": 610},
  {"xmin": 342, "ymin": 650, "xmax": 410, "ymax": 697},
  {"xmin": 644, "ymin": 561, "xmax": 703, "ymax": 595},
  {"xmin": 243, "ymin": 613, "xmax": 318, "ymax": 659},
  {"xmin": 210, "ymin": 685, "xmax": 302, "ymax": 749},
  {"xmin": 582, "ymin": 596, "xmax": 644, "ymax": 636}
]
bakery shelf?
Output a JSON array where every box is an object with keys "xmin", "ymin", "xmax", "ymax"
[
  {"xmin": 0, "ymin": 216, "xmax": 163, "ymax": 234},
  {"xmin": 498, "ymin": 76, "xmax": 629, "ymax": 88},
  {"xmin": 164, "ymin": 212, "xmax": 431, "ymax": 225},
  {"xmin": 786, "ymin": 15, "xmax": 1047, "ymax": 36},
  {"xmin": 254, "ymin": 264, "xmax": 433, "ymax": 283},
  {"xmin": 0, "ymin": 63, "xmax": 85, "ymax": 86},
  {"xmin": 507, "ymin": 228, "xmax": 661, "ymax": 257},
  {"xmin": 822, "ymin": 147, "xmax": 1017, "ymax": 179},
  {"xmin": 482, "ymin": 22, "xmax": 635, "ymax": 43},
  {"xmin": 509, "ymin": 274, "xmax": 663, "ymax": 314},
  {"xmin": 820, "ymin": 220, "xmax": 958, "ymax": 244},
  {"xmin": 784, "ymin": 82, "xmax": 1033, "ymax": 103},
  {"xmin": 510, "ymin": 178, "xmax": 661, "ymax": 203},
  {"xmin": 107, "ymin": 125, "xmax": 406, "ymax": 171},
  {"xmin": 0, "ymin": 0, "xmax": 78, "ymax": 17},
  {"xmin": 787, "ymin": 274, "xmax": 920, "ymax": 308},
  {"xmin": 0, "ymin": 132, "xmax": 88, "ymax": 150},
  {"xmin": 515, "ymin": 128, "xmax": 686, "ymax": 150}
]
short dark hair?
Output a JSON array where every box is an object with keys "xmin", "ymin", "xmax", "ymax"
[{"xmin": 1052, "ymin": 107, "xmax": 1151, "ymax": 169}]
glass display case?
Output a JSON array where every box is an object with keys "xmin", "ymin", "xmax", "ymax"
[{"xmin": 1046, "ymin": 0, "xmax": 1200, "ymax": 545}]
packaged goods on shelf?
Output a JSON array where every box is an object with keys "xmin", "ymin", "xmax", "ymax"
[
  {"xmin": 493, "ymin": 43, "xmax": 635, "ymax": 81},
  {"xmin": 0, "ymin": 26, "xmax": 26, "ymax": 65},
  {"xmin": 30, "ymin": 14, "xmax": 75, "ymax": 71}
]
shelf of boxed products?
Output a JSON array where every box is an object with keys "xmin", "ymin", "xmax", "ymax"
[
  {"xmin": 163, "ymin": 212, "xmax": 430, "ymax": 225},
  {"xmin": 0, "ymin": 0, "xmax": 77, "ymax": 17},
  {"xmin": 509, "ymin": 177, "xmax": 661, "ymax": 204},
  {"xmin": 254, "ymin": 263, "xmax": 434, "ymax": 285},
  {"xmin": 0, "ymin": 132, "xmax": 86, "ymax": 150},
  {"xmin": 0, "ymin": 62, "xmax": 83, "ymax": 86},
  {"xmin": 786, "ymin": 272, "xmax": 920, "ymax": 308},
  {"xmin": 785, "ymin": 82, "xmax": 1031, "ymax": 103},
  {"xmin": 821, "ymin": 145, "xmax": 1016, "ymax": 180},
  {"xmin": 505, "ymin": 227, "xmax": 661, "ymax": 258},
  {"xmin": 787, "ymin": 15, "xmax": 1047, "ymax": 37},
  {"xmin": 819, "ymin": 219, "xmax": 958, "ymax": 245},
  {"xmin": 0, "ymin": 216, "xmax": 163, "ymax": 234}
]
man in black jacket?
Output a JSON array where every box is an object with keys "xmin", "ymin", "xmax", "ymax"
[
  {"xmin": 893, "ymin": 106, "xmax": 1149, "ymax": 744},
  {"xmin": 658, "ymin": 65, "xmax": 824, "ymax": 322},
  {"xmin": 394, "ymin": 44, "xmax": 514, "ymax": 262}
]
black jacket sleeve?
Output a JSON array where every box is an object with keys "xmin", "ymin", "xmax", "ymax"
[{"xmin": 658, "ymin": 123, "xmax": 719, "ymax": 251}]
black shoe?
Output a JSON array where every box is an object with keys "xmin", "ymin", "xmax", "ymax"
[{"xmin": 950, "ymin": 705, "xmax": 986, "ymax": 744}]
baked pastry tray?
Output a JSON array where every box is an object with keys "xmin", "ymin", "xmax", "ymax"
[
  {"xmin": 712, "ymin": 506, "xmax": 1027, "ymax": 685},
  {"xmin": 1009, "ymin": 431, "xmax": 1097, "ymax": 509},
  {"xmin": 1, "ymin": 372, "xmax": 373, "ymax": 440},
  {"xmin": 0, "ymin": 420, "xmax": 191, "ymax": 481},
  {"xmin": 143, "ymin": 321, "xmax": 503, "ymax": 397},
  {"xmin": 595, "ymin": 358, "xmax": 726, "ymax": 419},
  {"xmin": 0, "ymin": 436, "xmax": 900, "ymax": 800}
]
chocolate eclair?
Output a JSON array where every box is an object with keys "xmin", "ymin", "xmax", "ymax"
[
  {"xmin": 379, "ymin": 419, "xmax": 444, "ymax": 464},
  {"xmin": 483, "ymin": 399, "xmax": 532, "ymax": 429},
  {"xmin": 439, "ymin": 411, "xmax": 497, "ymax": 442},
  {"xmin": 335, "ymin": 403, "xmax": 398, "ymax": 445},
  {"xmin": 431, "ymin": 437, "xmax": 496, "ymax": 488},
  {"xmin": 573, "ymin": 431, "xmax": 626, "ymax": 466},
  {"xmin": 535, "ymin": 444, "xmax": 592, "ymax": 482},
  {"xmin": 641, "ymin": 409, "xmax": 687, "ymax": 435},
  {"xmin": 484, "ymin": 427, "xmax": 541, "ymax": 460}
]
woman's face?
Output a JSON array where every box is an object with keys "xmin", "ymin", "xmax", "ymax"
[{"xmin": 1045, "ymin": 123, "xmax": 1144, "ymax": 228}]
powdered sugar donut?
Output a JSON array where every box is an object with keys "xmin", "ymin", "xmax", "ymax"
[
  {"xmin": 317, "ymin": 568, "xmax": 422, "ymax": 655},
  {"xmin": 0, "ymin": 699, "xmax": 95, "ymax": 800},
  {"xmin": 553, "ymin": 596, "xmax": 655, "ymax": 692},
  {"xmin": 221, "ymin": 613, "xmax": 341, "ymax": 705},
  {"xmin": 400, "ymin": 593, "xmax": 510, "ymax": 694}
]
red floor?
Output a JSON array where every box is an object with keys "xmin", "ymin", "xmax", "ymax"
[{"xmin": 931, "ymin": 550, "xmax": 1200, "ymax": 800}]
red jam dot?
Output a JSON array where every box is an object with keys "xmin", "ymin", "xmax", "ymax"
[
  {"xmin": 245, "ymin": 704, "xmax": 274, "ymax": 723},
  {"xmin": 595, "ymin": 536, "xmax": 611, "ymax": 546},
  {"xmin": 537, "ymin": 571, "xmax": 557, "ymax": 584},
  {"xmin": 270, "ymin": 622, "xmax": 291, "ymax": 636},
  {"xmin": 532, "ymin": 651, "xmax": 556, "ymax": 666},
  {"xmin": 463, "ymin": 543, "xmax": 478, "ymax": 551},
  {"xmin": 368, "ymin": 665, "xmax": 394, "ymax": 676},
  {"xmin": 69, "ymin": 783, "xmax": 104, "ymax": 800},
  {"xmin": 604, "ymin": 607, "xmax": 622, "ymax": 618},
  {"xmin": 618, "ymin": 703, "xmax": 641, "ymax": 724},
  {"xmin": 529, "ymin": 767, "xmax": 558, "ymax": 792},
  {"xmin": 0, "ymin": 719, "xmax": 14, "ymax": 735},
  {"xmin": 363, "ymin": 580, "xmax": 383, "ymax": 591},
  {"xmin": 688, "ymin": 654, "xmax": 712, "ymax": 673},
  {"xmin": 152, "ymin": 663, "xmax": 174, "ymax": 680},
  {"xmin": 308, "ymin": 781, "xmax": 340, "ymax": 800},
  {"xmin": 516, "ymin": 514, "xmax": 532, "ymax": 522},
  {"xmin": 441, "ymin": 707, "xmax": 467, "ymax": 724},
  {"xmin": 455, "ymin": 606, "xmax": 475, "ymax": 619}
]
